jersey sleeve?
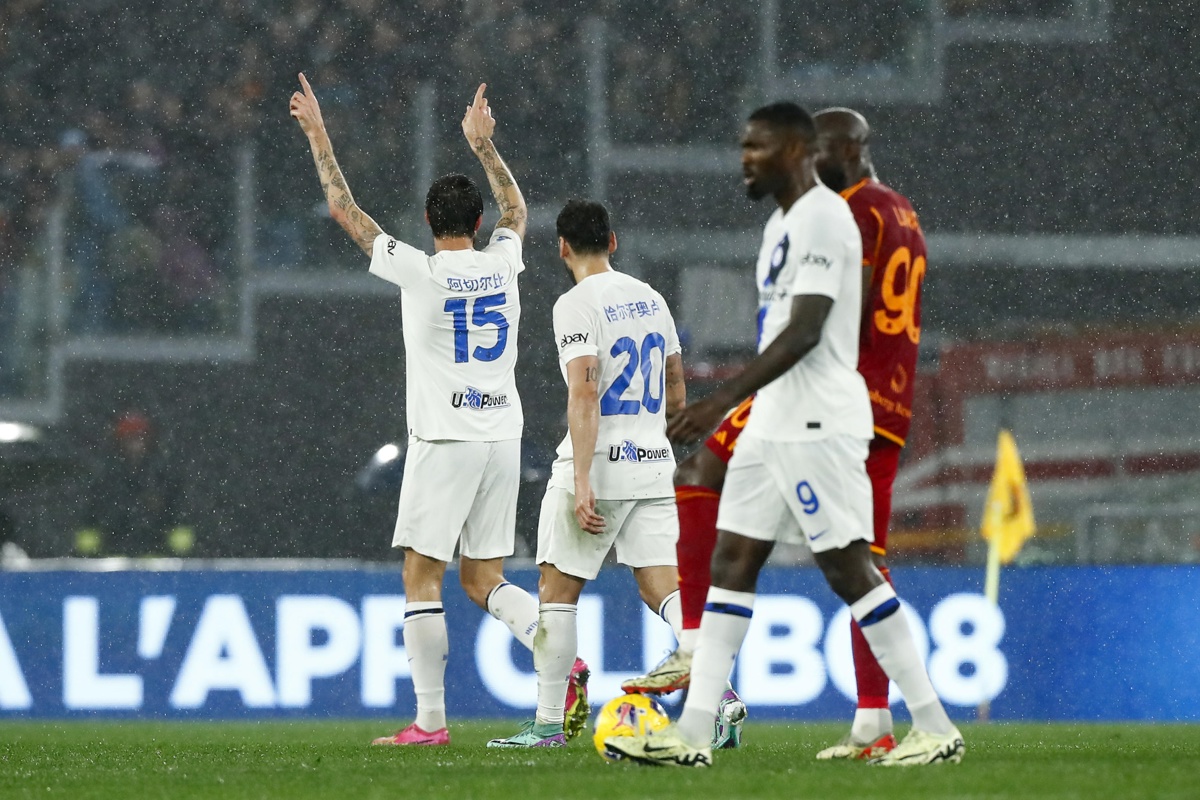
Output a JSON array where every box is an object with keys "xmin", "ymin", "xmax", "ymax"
[
  {"xmin": 484, "ymin": 227, "xmax": 525, "ymax": 276},
  {"xmin": 369, "ymin": 233, "xmax": 428, "ymax": 289},
  {"xmin": 553, "ymin": 292, "xmax": 599, "ymax": 366},
  {"xmin": 783, "ymin": 208, "xmax": 852, "ymax": 301},
  {"xmin": 660, "ymin": 294, "xmax": 682, "ymax": 357}
]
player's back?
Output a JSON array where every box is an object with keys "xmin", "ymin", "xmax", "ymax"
[
  {"xmin": 842, "ymin": 178, "xmax": 926, "ymax": 445},
  {"xmin": 369, "ymin": 229, "xmax": 524, "ymax": 442},
  {"xmin": 550, "ymin": 270, "xmax": 681, "ymax": 500}
]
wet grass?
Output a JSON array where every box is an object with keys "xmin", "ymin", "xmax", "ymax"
[{"xmin": 0, "ymin": 720, "xmax": 1194, "ymax": 799}]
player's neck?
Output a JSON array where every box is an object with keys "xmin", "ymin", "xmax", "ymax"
[
  {"xmin": 432, "ymin": 235, "xmax": 475, "ymax": 252},
  {"xmin": 848, "ymin": 163, "xmax": 876, "ymax": 185},
  {"xmin": 567, "ymin": 256, "xmax": 614, "ymax": 284},
  {"xmin": 776, "ymin": 167, "xmax": 818, "ymax": 212}
]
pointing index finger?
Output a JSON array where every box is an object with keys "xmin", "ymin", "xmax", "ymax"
[
  {"xmin": 299, "ymin": 72, "xmax": 313, "ymax": 96},
  {"xmin": 473, "ymin": 83, "xmax": 487, "ymax": 108}
]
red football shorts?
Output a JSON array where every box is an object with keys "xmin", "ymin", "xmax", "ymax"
[{"xmin": 702, "ymin": 396, "xmax": 755, "ymax": 464}]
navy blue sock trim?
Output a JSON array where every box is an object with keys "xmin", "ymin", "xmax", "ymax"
[
  {"xmin": 485, "ymin": 582, "xmax": 511, "ymax": 607},
  {"xmin": 704, "ymin": 601, "xmax": 753, "ymax": 619},
  {"xmin": 404, "ymin": 606, "xmax": 444, "ymax": 619},
  {"xmin": 658, "ymin": 589, "xmax": 680, "ymax": 621},
  {"xmin": 858, "ymin": 597, "xmax": 900, "ymax": 627}
]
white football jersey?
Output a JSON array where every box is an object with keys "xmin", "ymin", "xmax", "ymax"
[
  {"xmin": 549, "ymin": 270, "xmax": 681, "ymax": 500},
  {"xmin": 369, "ymin": 229, "xmax": 524, "ymax": 441},
  {"xmin": 742, "ymin": 184, "xmax": 873, "ymax": 442}
]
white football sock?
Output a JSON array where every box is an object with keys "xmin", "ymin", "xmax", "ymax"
[
  {"xmin": 850, "ymin": 707, "xmax": 894, "ymax": 742},
  {"xmin": 677, "ymin": 627, "xmax": 698, "ymax": 654},
  {"xmin": 403, "ymin": 601, "xmax": 448, "ymax": 732},
  {"xmin": 676, "ymin": 587, "xmax": 754, "ymax": 748},
  {"xmin": 850, "ymin": 584, "xmax": 954, "ymax": 736},
  {"xmin": 534, "ymin": 602, "xmax": 577, "ymax": 726},
  {"xmin": 657, "ymin": 589, "xmax": 683, "ymax": 641},
  {"xmin": 486, "ymin": 581, "xmax": 539, "ymax": 651}
]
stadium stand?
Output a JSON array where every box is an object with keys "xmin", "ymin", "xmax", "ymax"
[{"xmin": 1, "ymin": 0, "xmax": 1197, "ymax": 562}]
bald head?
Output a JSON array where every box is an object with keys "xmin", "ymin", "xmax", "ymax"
[
  {"xmin": 814, "ymin": 107, "xmax": 870, "ymax": 142},
  {"xmin": 813, "ymin": 107, "xmax": 874, "ymax": 191}
]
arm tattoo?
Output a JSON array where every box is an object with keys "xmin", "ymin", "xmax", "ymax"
[
  {"xmin": 471, "ymin": 138, "xmax": 526, "ymax": 232},
  {"xmin": 585, "ymin": 366, "xmax": 599, "ymax": 383},
  {"xmin": 309, "ymin": 139, "xmax": 382, "ymax": 256}
]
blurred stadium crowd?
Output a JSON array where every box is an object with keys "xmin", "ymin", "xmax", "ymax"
[
  {"xmin": 0, "ymin": 0, "xmax": 1064, "ymax": 354},
  {"xmin": 8, "ymin": 0, "xmax": 1182, "ymax": 563}
]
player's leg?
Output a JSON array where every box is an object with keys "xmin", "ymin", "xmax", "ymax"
[
  {"xmin": 674, "ymin": 445, "xmax": 733, "ymax": 649},
  {"xmin": 819, "ymin": 437, "xmax": 902, "ymax": 760},
  {"xmin": 488, "ymin": 560, "xmax": 585, "ymax": 749},
  {"xmin": 372, "ymin": 439, "xmax": 479, "ymax": 747},
  {"xmin": 816, "ymin": 543, "xmax": 962, "ymax": 764},
  {"xmin": 605, "ymin": 529, "xmax": 772, "ymax": 767},
  {"xmin": 673, "ymin": 400, "xmax": 751, "ymax": 640},
  {"xmin": 633, "ymin": 563, "xmax": 684, "ymax": 636},
  {"xmin": 622, "ymin": 417, "xmax": 741, "ymax": 694},
  {"xmin": 458, "ymin": 439, "xmax": 540, "ymax": 651},
  {"xmin": 806, "ymin": 437, "xmax": 962, "ymax": 765},
  {"xmin": 369, "ymin": 548, "xmax": 453, "ymax": 745},
  {"xmin": 625, "ymin": 497, "xmax": 746, "ymax": 749},
  {"xmin": 489, "ymin": 491, "xmax": 627, "ymax": 748},
  {"xmin": 606, "ymin": 438, "xmax": 782, "ymax": 766},
  {"xmin": 619, "ymin": 498, "xmax": 685, "ymax": 639}
]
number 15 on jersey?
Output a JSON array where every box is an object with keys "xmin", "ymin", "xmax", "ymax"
[{"xmin": 444, "ymin": 293, "xmax": 509, "ymax": 363}]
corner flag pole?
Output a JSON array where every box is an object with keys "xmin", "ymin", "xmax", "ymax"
[
  {"xmin": 984, "ymin": 530, "xmax": 1003, "ymax": 606},
  {"xmin": 977, "ymin": 429, "xmax": 1035, "ymax": 722}
]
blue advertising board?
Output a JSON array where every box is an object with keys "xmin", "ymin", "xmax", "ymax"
[{"xmin": 0, "ymin": 566, "xmax": 1196, "ymax": 721}]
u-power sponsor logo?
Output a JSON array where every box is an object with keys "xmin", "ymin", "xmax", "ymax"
[
  {"xmin": 608, "ymin": 439, "xmax": 671, "ymax": 463},
  {"xmin": 451, "ymin": 387, "xmax": 510, "ymax": 410}
]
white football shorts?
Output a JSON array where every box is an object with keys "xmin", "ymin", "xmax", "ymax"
[
  {"xmin": 536, "ymin": 488, "xmax": 678, "ymax": 580},
  {"xmin": 392, "ymin": 436, "xmax": 520, "ymax": 562},
  {"xmin": 716, "ymin": 433, "xmax": 873, "ymax": 553}
]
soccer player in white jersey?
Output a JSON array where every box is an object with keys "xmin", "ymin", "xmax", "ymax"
[
  {"xmin": 605, "ymin": 103, "xmax": 964, "ymax": 767},
  {"xmin": 488, "ymin": 200, "xmax": 688, "ymax": 747},
  {"xmin": 291, "ymin": 77, "xmax": 589, "ymax": 746}
]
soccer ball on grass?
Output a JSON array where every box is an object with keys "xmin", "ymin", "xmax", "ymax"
[{"xmin": 592, "ymin": 692, "xmax": 670, "ymax": 760}]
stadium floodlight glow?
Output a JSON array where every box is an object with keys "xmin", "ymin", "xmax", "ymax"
[
  {"xmin": 0, "ymin": 422, "xmax": 40, "ymax": 443},
  {"xmin": 371, "ymin": 443, "xmax": 401, "ymax": 464}
]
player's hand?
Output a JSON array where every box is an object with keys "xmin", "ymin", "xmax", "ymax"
[
  {"xmin": 462, "ymin": 83, "xmax": 496, "ymax": 147},
  {"xmin": 289, "ymin": 72, "xmax": 327, "ymax": 139},
  {"xmin": 574, "ymin": 483, "xmax": 606, "ymax": 535},
  {"xmin": 666, "ymin": 395, "xmax": 729, "ymax": 444}
]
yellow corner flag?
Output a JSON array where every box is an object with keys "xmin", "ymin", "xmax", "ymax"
[{"xmin": 981, "ymin": 430, "xmax": 1036, "ymax": 604}]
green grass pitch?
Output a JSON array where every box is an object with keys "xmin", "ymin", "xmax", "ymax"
[{"xmin": 1, "ymin": 720, "xmax": 1195, "ymax": 799}]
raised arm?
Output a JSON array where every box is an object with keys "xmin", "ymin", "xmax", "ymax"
[
  {"xmin": 289, "ymin": 72, "xmax": 382, "ymax": 256},
  {"xmin": 461, "ymin": 83, "xmax": 528, "ymax": 239}
]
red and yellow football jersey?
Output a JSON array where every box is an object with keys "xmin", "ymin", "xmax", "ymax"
[{"xmin": 840, "ymin": 178, "xmax": 926, "ymax": 446}]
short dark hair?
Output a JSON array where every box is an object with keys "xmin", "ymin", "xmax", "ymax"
[
  {"xmin": 425, "ymin": 173, "xmax": 483, "ymax": 238},
  {"xmin": 556, "ymin": 199, "xmax": 611, "ymax": 255},
  {"xmin": 748, "ymin": 101, "xmax": 816, "ymax": 143}
]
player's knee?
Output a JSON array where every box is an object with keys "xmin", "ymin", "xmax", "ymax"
[
  {"xmin": 673, "ymin": 448, "xmax": 723, "ymax": 490},
  {"xmin": 708, "ymin": 540, "xmax": 764, "ymax": 593},
  {"xmin": 457, "ymin": 572, "xmax": 494, "ymax": 609},
  {"xmin": 673, "ymin": 459, "xmax": 701, "ymax": 488},
  {"xmin": 816, "ymin": 545, "xmax": 879, "ymax": 604}
]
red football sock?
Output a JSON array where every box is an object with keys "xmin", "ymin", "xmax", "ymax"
[
  {"xmin": 675, "ymin": 486, "xmax": 721, "ymax": 633},
  {"xmin": 852, "ymin": 565, "xmax": 894, "ymax": 709}
]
